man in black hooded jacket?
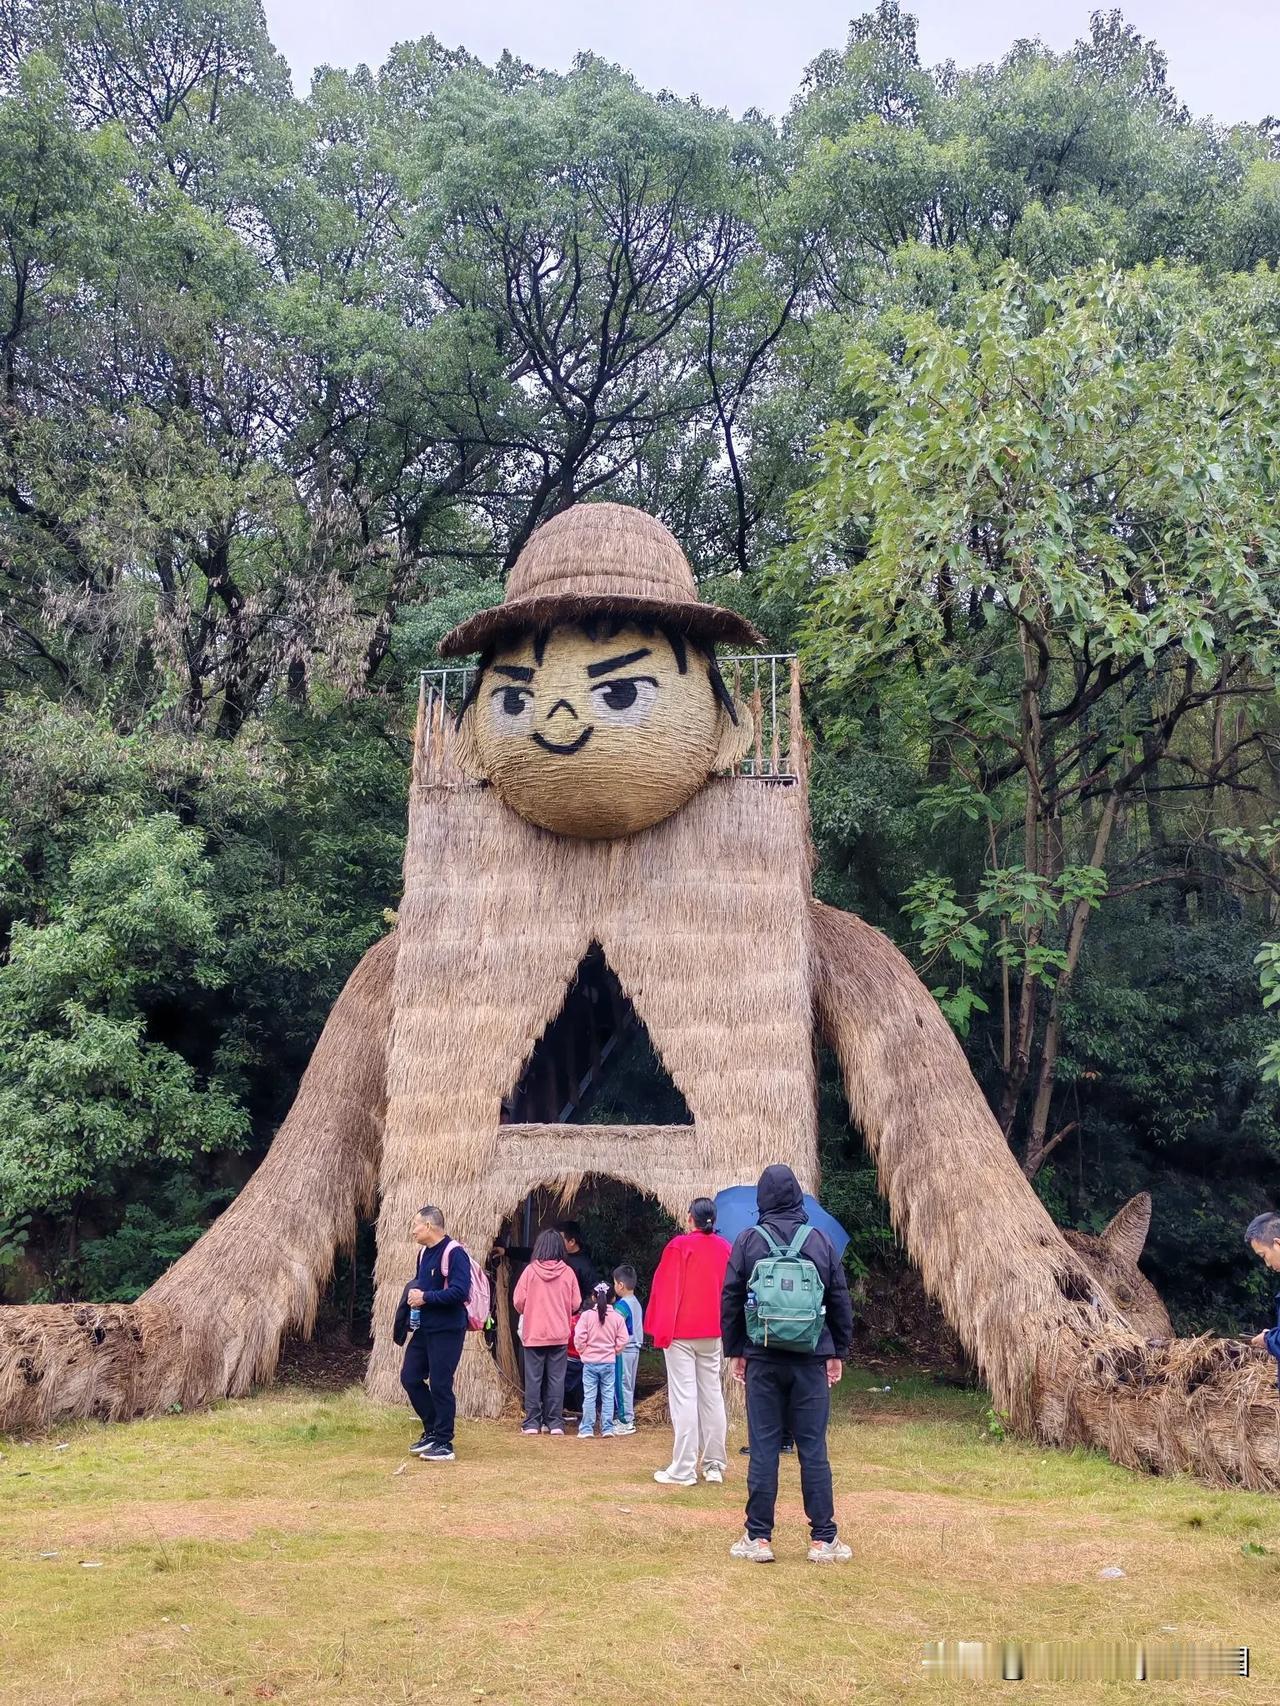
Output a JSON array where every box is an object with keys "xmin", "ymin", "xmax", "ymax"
[{"xmin": 721, "ymin": 1164, "xmax": 855, "ymax": 1563}]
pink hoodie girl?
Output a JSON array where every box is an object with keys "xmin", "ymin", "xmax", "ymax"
[{"xmin": 513, "ymin": 1258, "xmax": 581, "ymax": 1347}]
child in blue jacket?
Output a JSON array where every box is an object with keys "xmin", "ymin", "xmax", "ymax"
[{"xmin": 611, "ymin": 1264, "xmax": 643, "ymax": 1434}]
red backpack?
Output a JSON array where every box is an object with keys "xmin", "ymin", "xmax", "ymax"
[{"xmin": 442, "ymin": 1240, "xmax": 491, "ymax": 1332}]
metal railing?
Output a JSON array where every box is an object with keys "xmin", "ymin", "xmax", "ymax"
[
  {"xmin": 418, "ymin": 653, "xmax": 801, "ymax": 781},
  {"xmin": 725, "ymin": 653, "xmax": 800, "ymax": 780}
]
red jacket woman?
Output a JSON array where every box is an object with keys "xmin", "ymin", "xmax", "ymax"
[
  {"xmin": 647, "ymin": 1227, "xmax": 732, "ymax": 1348},
  {"xmin": 648, "ymin": 1199, "xmax": 732, "ymax": 1487}
]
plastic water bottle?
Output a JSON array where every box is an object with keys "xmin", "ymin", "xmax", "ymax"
[{"xmin": 409, "ymin": 1306, "xmax": 422, "ymax": 1332}]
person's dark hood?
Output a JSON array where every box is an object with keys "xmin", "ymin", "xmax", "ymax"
[{"xmin": 756, "ymin": 1164, "xmax": 804, "ymax": 1220}]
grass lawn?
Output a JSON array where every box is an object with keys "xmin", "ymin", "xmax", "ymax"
[{"xmin": 1, "ymin": 1366, "xmax": 1276, "ymax": 1705}]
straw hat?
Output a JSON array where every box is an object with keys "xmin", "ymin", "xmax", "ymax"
[{"xmin": 438, "ymin": 502, "xmax": 765, "ymax": 657}]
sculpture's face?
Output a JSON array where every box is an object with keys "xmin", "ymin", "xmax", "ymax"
[{"xmin": 468, "ymin": 621, "xmax": 750, "ymax": 838}]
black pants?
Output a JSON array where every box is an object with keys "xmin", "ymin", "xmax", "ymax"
[
  {"xmin": 522, "ymin": 1344, "xmax": 568, "ymax": 1430},
  {"xmin": 564, "ymin": 1355, "xmax": 584, "ymax": 1415},
  {"xmin": 744, "ymin": 1357, "xmax": 837, "ymax": 1543},
  {"xmin": 400, "ymin": 1329, "xmax": 465, "ymax": 1447}
]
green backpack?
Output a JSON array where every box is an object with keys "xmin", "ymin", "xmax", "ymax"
[{"xmin": 744, "ymin": 1224, "xmax": 826, "ymax": 1352}]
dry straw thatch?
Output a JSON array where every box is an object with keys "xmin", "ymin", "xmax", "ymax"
[
  {"xmin": 1061, "ymin": 1193, "xmax": 1172, "ymax": 1342},
  {"xmin": 1062, "ymin": 1334, "xmax": 1280, "ymax": 1486},
  {"xmin": 439, "ymin": 502, "xmax": 764, "ymax": 657},
  {"xmin": 369, "ymin": 708, "xmax": 818, "ymax": 1412}
]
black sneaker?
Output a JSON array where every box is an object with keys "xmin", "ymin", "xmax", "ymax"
[
  {"xmin": 409, "ymin": 1433, "xmax": 431, "ymax": 1456},
  {"xmin": 422, "ymin": 1443, "xmax": 455, "ymax": 1462}
]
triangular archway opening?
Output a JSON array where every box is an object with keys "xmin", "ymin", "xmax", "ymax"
[{"xmin": 501, "ymin": 943, "xmax": 692, "ymax": 1127}]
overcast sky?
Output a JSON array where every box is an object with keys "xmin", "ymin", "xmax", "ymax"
[{"xmin": 263, "ymin": 1, "xmax": 1276, "ymax": 127}]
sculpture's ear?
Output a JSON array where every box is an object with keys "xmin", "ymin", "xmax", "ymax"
[
  {"xmin": 1097, "ymin": 1193, "xmax": 1152, "ymax": 1266},
  {"xmin": 713, "ymin": 697, "xmax": 754, "ymax": 771},
  {"xmin": 450, "ymin": 703, "xmax": 487, "ymax": 781}
]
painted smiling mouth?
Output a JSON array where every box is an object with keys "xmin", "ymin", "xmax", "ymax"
[{"xmin": 532, "ymin": 727, "xmax": 594, "ymax": 755}]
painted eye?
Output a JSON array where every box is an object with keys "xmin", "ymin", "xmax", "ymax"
[
  {"xmin": 590, "ymin": 676, "xmax": 658, "ymax": 725},
  {"xmin": 489, "ymin": 684, "xmax": 534, "ymax": 731}
]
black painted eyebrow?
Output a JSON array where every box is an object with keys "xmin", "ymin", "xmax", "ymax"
[
  {"xmin": 493, "ymin": 664, "xmax": 534, "ymax": 682},
  {"xmin": 586, "ymin": 648, "xmax": 652, "ymax": 679}
]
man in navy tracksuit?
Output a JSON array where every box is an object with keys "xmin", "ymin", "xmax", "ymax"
[
  {"xmin": 1246, "ymin": 1210, "xmax": 1280, "ymax": 1390},
  {"xmin": 400, "ymin": 1204, "xmax": 471, "ymax": 1462},
  {"xmin": 721, "ymin": 1164, "xmax": 854, "ymax": 1564}
]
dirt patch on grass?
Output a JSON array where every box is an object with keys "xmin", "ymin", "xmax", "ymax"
[
  {"xmin": 843, "ymin": 1405, "xmax": 928, "ymax": 1424},
  {"xmin": 31, "ymin": 1498, "xmax": 313, "ymax": 1549}
]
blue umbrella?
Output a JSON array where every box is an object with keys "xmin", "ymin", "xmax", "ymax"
[{"xmin": 712, "ymin": 1185, "xmax": 850, "ymax": 1258}]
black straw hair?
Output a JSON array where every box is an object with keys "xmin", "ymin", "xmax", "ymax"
[
  {"xmin": 454, "ymin": 659, "xmax": 487, "ymax": 728},
  {"xmin": 457, "ymin": 620, "xmax": 741, "ymax": 729},
  {"xmin": 696, "ymin": 640, "xmax": 739, "ymax": 725},
  {"xmin": 533, "ymin": 1229, "xmax": 566, "ymax": 1262}
]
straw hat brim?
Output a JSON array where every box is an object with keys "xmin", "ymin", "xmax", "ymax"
[{"xmin": 439, "ymin": 592, "xmax": 766, "ymax": 659}]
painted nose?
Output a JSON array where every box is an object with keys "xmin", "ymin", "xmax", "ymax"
[{"xmin": 547, "ymin": 698, "xmax": 579, "ymax": 720}]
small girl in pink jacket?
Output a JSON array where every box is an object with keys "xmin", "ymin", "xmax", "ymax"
[{"xmin": 573, "ymin": 1283, "xmax": 630, "ymax": 1438}]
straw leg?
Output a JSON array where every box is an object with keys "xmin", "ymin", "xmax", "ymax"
[
  {"xmin": 367, "ymin": 1316, "xmax": 506, "ymax": 1420},
  {"xmin": 810, "ymin": 899, "xmax": 1280, "ymax": 1491},
  {"xmin": 0, "ymin": 932, "xmax": 398, "ymax": 1432},
  {"xmin": 366, "ymin": 1181, "xmax": 512, "ymax": 1416},
  {"xmin": 492, "ymin": 1256, "xmax": 521, "ymax": 1390},
  {"xmin": 636, "ymin": 1356, "xmax": 744, "ymax": 1435},
  {"xmin": 454, "ymin": 1332, "xmax": 507, "ymax": 1420}
]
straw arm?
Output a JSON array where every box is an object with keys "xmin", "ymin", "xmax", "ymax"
[
  {"xmin": 0, "ymin": 931, "xmax": 398, "ymax": 1432},
  {"xmin": 809, "ymin": 900, "xmax": 1280, "ymax": 1490},
  {"xmin": 808, "ymin": 900, "xmax": 1105, "ymax": 1421}
]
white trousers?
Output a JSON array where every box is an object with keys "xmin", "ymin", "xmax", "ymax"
[{"xmin": 663, "ymin": 1337, "xmax": 727, "ymax": 1478}]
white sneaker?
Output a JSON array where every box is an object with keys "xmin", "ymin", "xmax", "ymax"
[
  {"xmin": 703, "ymin": 1466, "xmax": 724, "ymax": 1484},
  {"xmin": 807, "ymin": 1537, "xmax": 852, "ymax": 1563},
  {"xmin": 653, "ymin": 1468, "xmax": 697, "ymax": 1487},
  {"xmin": 730, "ymin": 1533, "xmax": 775, "ymax": 1563}
]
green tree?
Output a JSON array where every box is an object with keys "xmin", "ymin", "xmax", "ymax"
[
  {"xmin": 783, "ymin": 262, "xmax": 1280, "ymax": 1175},
  {"xmin": 0, "ymin": 816, "xmax": 248, "ymax": 1250},
  {"xmin": 788, "ymin": 4, "xmax": 1276, "ymax": 301}
]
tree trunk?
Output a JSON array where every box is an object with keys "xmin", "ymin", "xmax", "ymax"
[
  {"xmin": 1023, "ymin": 790, "xmax": 1121, "ymax": 1176},
  {"xmin": 996, "ymin": 616, "xmax": 1047, "ymax": 1134}
]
